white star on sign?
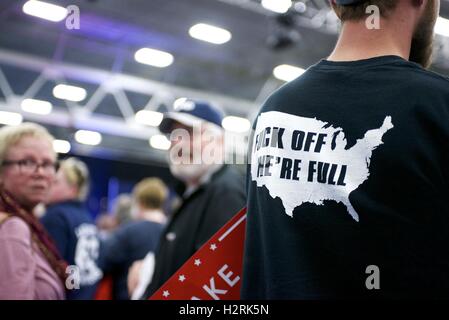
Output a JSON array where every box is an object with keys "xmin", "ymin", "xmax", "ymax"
[
  {"xmin": 194, "ymin": 259, "xmax": 201, "ymax": 266},
  {"xmin": 162, "ymin": 290, "xmax": 170, "ymax": 298},
  {"xmin": 210, "ymin": 244, "xmax": 217, "ymax": 251},
  {"xmin": 178, "ymin": 275, "xmax": 186, "ymax": 282}
]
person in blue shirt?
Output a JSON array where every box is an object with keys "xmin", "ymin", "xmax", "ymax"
[
  {"xmin": 41, "ymin": 157, "xmax": 103, "ymax": 300},
  {"xmin": 100, "ymin": 178, "xmax": 167, "ymax": 300}
]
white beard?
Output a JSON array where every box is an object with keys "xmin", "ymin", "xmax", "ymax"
[
  {"xmin": 168, "ymin": 125, "xmax": 224, "ymax": 184},
  {"xmin": 169, "ymin": 163, "xmax": 211, "ymax": 184}
]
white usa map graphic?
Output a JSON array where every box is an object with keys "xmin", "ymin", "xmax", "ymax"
[{"xmin": 251, "ymin": 111, "xmax": 394, "ymax": 222}]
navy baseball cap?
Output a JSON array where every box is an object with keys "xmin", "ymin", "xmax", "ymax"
[
  {"xmin": 159, "ymin": 100, "xmax": 225, "ymax": 134},
  {"xmin": 335, "ymin": 0, "xmax": 364, "ymax": 5}
]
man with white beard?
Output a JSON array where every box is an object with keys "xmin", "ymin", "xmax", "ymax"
[{"xmin": 138, "ymin": 100, "xmax": 246, "ymax": 299}]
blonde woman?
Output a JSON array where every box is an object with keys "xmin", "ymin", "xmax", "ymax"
[
  {"xmin": 0, "ymin": 123, "xmax": 66, "ymax": 300},
  {"xmin": 42, "ymin": 158, "xmax": 103, "ymax": 300}
]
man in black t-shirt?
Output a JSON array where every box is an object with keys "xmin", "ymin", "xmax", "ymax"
[{"xmin": 242, "ymin": 0, "xmax": 449, "ymax": 299}]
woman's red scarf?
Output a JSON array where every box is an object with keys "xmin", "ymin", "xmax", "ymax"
[{"xmin": 0, "ymin": 188, "xmax": 68, "ymax": 283}]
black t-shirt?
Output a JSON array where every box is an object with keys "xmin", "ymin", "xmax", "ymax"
[{"xmin": 241, "ymin": 56, "xmax": 449, "ymax": 299}]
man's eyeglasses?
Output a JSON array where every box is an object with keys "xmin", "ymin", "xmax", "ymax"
[{"xmin": 1, "ymin": 159, "xmax": 60, "ymax": 175}]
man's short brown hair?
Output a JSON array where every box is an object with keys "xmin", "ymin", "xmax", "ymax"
[
  {"xmin": 331, "ymin": 0, "xmax": 399, "ymax": 22},
  {"xmin": 133, "ymin": 178, "xmax": 168, "ymax": 210}
]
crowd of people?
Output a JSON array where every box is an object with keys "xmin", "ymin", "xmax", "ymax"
[
  {"xmin": 1, "ymin": 0, "xmax": 449, "ymax": 300},
  {"xmin": 0, "ymin": 100, "xmax": 245, "ymax": 300}
]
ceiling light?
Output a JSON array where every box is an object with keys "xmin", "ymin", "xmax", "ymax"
[
  {"xmin": 134, "ymin": 48, "xmax": 174, "ymax": 68},
  {"xmin": 22, "ymin": 0, "xmax": 68, "ymax": 22},
  {"xmin": 75, "ymin": 130, "xmax": 102, "ymax": 146},
  {"xmin": 53, "ymin": 140, "xmax": 71, "ymax": 154},
  {"xmin": 273, "ymin": 64, "xmax": 305, "ymax": 82},
  {"xmin": 222, "ymin": 116, "xmax": 251, "ymax": 133},
  {"xmin": 135, "ymin": 110, "xmax": 163, "ymax": 127},
  {"xmin": 261, "ymin": 0, "xmax": 292, "ymax": 14},
  {"xmin": 21, "ymin": 98, "xmax": 53, "ymax": 115},
  {"xmin": 53, "ymin": 84, "xmax": 87, "ymax": 102},
  {"xmin": 189, "ymin": 23, "xmax": 232, "ymax": 45},
  {"xmin": 150, "ymin": 134, "xmax": 171, "ymax": 150},
  {"xmin": 0, "ymin": 111, "xmax": 23, "ymax": 126}
]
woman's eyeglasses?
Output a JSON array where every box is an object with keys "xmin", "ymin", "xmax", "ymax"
[{"xmin": 2, "ymin": 159, "xmax": 60, "ymax": 175}]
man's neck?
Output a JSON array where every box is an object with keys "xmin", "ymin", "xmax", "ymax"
[
  {"xmin": 328, "ymin": 19, "xmax": 412, "ymax": 62},
  {"xmin": 141, "ymin": 209, "xmax": 166, "ymax": 224},
  {"xmin": 183, "ymin": 163, "xmax": 224, "ymax": 198}
]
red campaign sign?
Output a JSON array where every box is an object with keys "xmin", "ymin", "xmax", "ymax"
[{"xmin": 149, "ymin": 207, "xmax": 247, "ymax": 300}]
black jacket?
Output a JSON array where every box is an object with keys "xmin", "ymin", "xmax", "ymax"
[{"xmin": 143, "ymin": 165, "xmax": 246, "ymax": 298}]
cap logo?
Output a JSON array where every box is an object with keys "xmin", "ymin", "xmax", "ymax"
[{"xmin": 176, "ymin": 101, "xmax": 196, "ymax": 112}]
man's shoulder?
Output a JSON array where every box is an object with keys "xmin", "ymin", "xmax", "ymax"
[
  {"xmin": 120, "ymin": 220, "xmax": 162, "ymax": 234},
  {"xmin": 210, "ymin": 166, "xmax": 245, "ymax": 190},
  {"xmin": 46, "ymin": 201, "xmax": 92, "ymax": 223},
  {"xmin": 117, "ymin": 220, "xmax": 140, "ymax": 233},
  {"xmin": 42, "ymin": 204, "xmax": 73, "ymax": 225},
  {"xmin": 407, "ymin": 67, "xmax": 449, "ymax": 91},
  {"xmin": 139, "ymin": 220, "xmax": 164, "ymax": 231},
  {"xmin": 405, "ymin": 68, "xmax": 449, "ymax": 117},
  {"xmin": 266, "ymin": 63, "xmax": 449, "ymax": 108}
]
